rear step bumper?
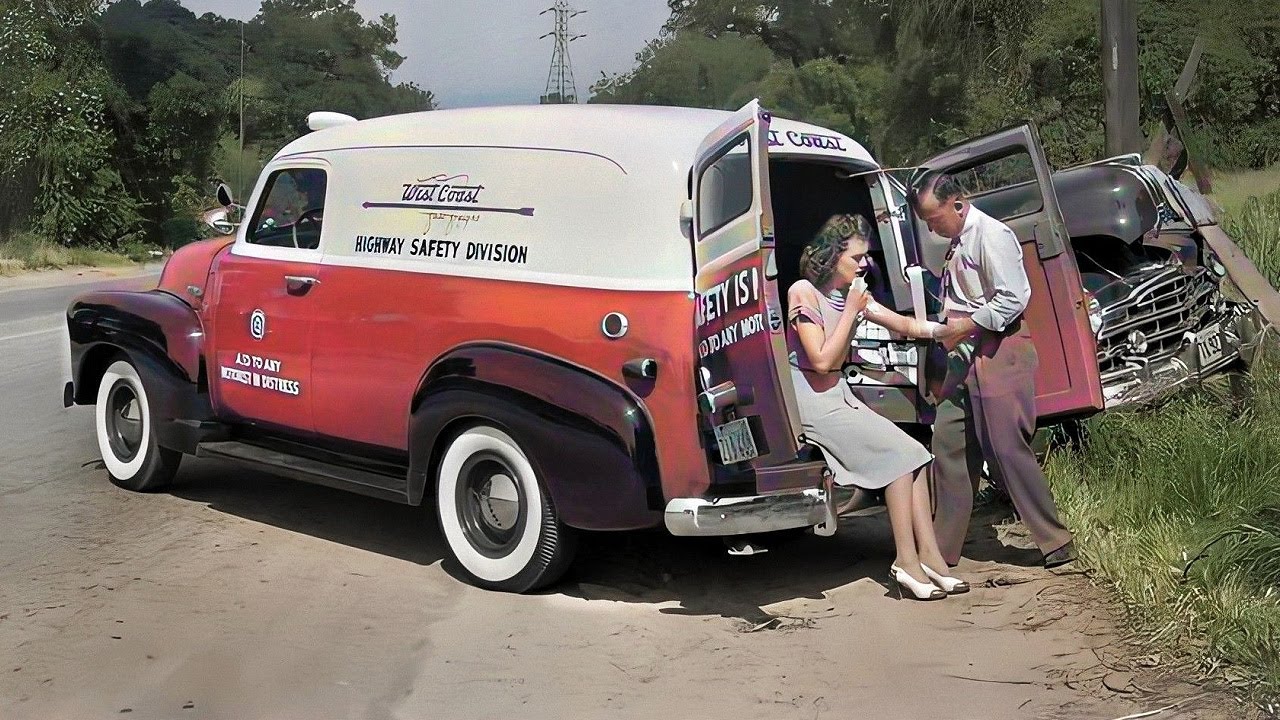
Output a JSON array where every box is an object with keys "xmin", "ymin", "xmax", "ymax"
[{"xmin": 664, "ymin": 482, "xmax": 836, "ymax": 537}]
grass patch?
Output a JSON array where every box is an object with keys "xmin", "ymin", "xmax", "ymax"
[
  {"xmin": 1046, "ymin": 195, "xmax": 1280, "ymax": 703},
  {"xmin": 0, "ymin": 232, "xmax": 146, "ymax": 276},
  {"xmin": 1222, "ymin": 189, "xmax": 1280, "ymax": 289},
  {"xmin": 1211, "ymin": 164, "xmax": 1280, "ymax": 217}
]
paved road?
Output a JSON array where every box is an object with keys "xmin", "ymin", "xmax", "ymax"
[{"xmin": 0, "ymin": 278, "xmax": 1225, "ymax": 720}]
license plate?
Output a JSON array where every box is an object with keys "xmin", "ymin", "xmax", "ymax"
[
  {"xmin": 713, "ymin": 417, "xmax": 759, "ymax": 464},
  {"xmin": 1197, "ymin": 323, "xmax": 1224, "ymax": 367}
]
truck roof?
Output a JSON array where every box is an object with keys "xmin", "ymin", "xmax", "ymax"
[{"xmin": 274, "ymin": 104, "xmax": 877, "ymax": 171}]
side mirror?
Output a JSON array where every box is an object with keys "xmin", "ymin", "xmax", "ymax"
[
  {"xmin": 203, "ymin": 207, "xmax": 236, "ymax": 235},
  {"xmin": 216, "ymin": 182, "xmax": 235, "ymax": 208},
  {"xmin": 679, "ymin": 199, "xmax": 694, "ymax": 240}
]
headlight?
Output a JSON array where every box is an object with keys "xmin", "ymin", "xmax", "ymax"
[
  {"xmin": 1207, "ymin": 253, "xmax": 1228, "ymax": 278},
  {"xmin": 1084, "ymin": 290, "xmax": 1103, "ymax": 337},
  {"xmin": 1126, "ymin": 330, "xmax": 1149, "ymax": 354}
]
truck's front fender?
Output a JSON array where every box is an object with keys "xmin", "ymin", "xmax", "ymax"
[{"xmin": 67, "ymin": 290, "xmax": 219, "ymax": 453}]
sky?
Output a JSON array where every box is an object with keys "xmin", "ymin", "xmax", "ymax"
[{"xmin": 178, "ymin": 0, "xmax": 672, "ymax": 108}]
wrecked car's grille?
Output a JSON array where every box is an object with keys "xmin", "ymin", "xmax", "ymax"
[{"xmin": 1096, "ymin": 266, "xmax": 1219, "ymax": 380}]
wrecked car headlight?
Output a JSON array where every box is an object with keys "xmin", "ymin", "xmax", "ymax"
[
  {"xmin": 1126, "ymin": 330, "xmax": 1149, "ymax": 354},
  {"xmin": 1084, "ymin": 289, "xmax": 1103, "ymax": 337},
  {"xmin": 1207, "ymin": 253, "xmax": 1228, "ymax": 278}
]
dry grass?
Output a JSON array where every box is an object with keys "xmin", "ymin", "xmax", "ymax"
[
  {"xmin": 0, "ymin": 233, "xmax": 139, "ymax": 276},
  {"xmin": 1210, "ymin": 164, "xmax": 1280, "ymax": 217}
]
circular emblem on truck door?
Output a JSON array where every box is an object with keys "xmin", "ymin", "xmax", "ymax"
[{"xmin": 250, "ymin": 309, "xmax": 266, "ymax": 340}]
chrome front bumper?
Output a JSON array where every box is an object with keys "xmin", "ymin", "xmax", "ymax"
[
  {"xmin": 664, "ymin": 485, "xmax": 837, "ymax": 537},
  {"xmin": 1102, "ymin": 307, "xmax": 1263, "ymax": 409}
]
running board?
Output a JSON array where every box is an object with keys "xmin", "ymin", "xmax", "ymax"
[{"xmin": 195, "ymin": 440, "xmax": 410, "ymax": 503}]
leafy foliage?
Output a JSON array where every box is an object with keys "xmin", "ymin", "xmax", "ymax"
[
  {"xmin": 0, "ymin": 0, "xmax": 436, "ymax": 249},
  {"xmin": 600, "ymin": 0, "xmax": 1280, "ymax": 171},
  {"xmin": 0, "ymin": 0, "xmax": 141, "ymax": 244},
  {"xmin": 592, "ymin": 32, "xmax": 773, "ymax": 109}
]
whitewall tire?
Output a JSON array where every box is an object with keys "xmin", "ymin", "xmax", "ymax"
[
  {"xmin": 436, "ymin": 425, "xmax": 576, "ymax": 592},
  {"xmin": 94, "ymin": 358, "xmax": 181, "ymax": 492}
]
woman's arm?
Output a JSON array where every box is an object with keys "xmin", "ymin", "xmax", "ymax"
[
  {"xmin": 863, "ymin": 301, "xmax": 941, "ymax": 340},
  {"xmin": 791, "ymin": 288, "xmax": 869, "ymax": 373}
]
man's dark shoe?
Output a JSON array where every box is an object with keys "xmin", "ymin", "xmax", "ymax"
[{"xmin": 1043, "ymin": 540, "xmax": 1077, "ymax": 569}]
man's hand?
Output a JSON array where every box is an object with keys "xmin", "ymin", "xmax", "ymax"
[{"xmin": 934, "ymin": 317, "xmax": 978, "ymax": 350}]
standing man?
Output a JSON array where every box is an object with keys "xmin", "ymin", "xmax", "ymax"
[{"xmin": 907, "ymin": 172, "xmax": 1076, "ymax": 569}]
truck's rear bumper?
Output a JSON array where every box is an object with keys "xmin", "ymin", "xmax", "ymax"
[{"xmin": 664, "ymin": 484, "xmax": 835, "ymax": 537}]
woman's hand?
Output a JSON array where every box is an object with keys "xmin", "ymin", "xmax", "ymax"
[{"xmin": 845, "ymin": 276, "xmax": 870, "ymax": 315}]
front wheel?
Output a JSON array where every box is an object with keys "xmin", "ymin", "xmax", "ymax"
[
  {"xmin": 435, "ymin": 425, "xmax": 576, "ymax": 592},
  {"xmin": 94, "ymin": 358, "xmax": 181, "ymax": 492}
]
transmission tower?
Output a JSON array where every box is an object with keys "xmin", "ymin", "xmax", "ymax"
[{"xmin": 539, "ymin": 2, "xmax": 586, "ymax": 104}]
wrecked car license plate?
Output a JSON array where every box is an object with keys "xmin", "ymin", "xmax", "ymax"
[
  {"xmin": 714, "ymin": 418, "xmax": 759, "ymax": 464},
  {"xmin": 1197, "ymin": 322, "xmax": 1224, "ymax": 367}
]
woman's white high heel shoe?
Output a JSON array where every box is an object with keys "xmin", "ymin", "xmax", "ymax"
[
  {"xmin": 889, "ymin": 564, "xmax": 946, "ymax": 601},
  {"xmin": 920, "ymin": 563, "xmax": 970, "ymax": 594}
]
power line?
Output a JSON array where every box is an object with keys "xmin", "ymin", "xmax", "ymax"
[{"xmin": 539, "ymin": 1, "xmax": 586, "ymax": 104}]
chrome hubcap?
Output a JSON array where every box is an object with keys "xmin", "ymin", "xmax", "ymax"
[
  {"xmin": 458, "ymin": 454, "xmax": 526, "ymax": 558},
  {"xmin": 106, "ymin": 381, "xmax": 142, "ymax": 462}
]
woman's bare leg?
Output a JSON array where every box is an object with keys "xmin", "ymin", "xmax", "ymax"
[
  {"xmin": 910, "ymin": 468, "xmax": 951, "ymax": 572},
  {"xmin": 884, "ymin": 473, "xmax": 930, "ymax": 583}
]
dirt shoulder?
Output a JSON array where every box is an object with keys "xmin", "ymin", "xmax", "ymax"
[{"xmin": 0, "ymin": 262, "xmax": 163, "ymax": 294}]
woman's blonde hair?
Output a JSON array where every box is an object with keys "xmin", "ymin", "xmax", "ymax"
[{"xmin": 799, "ymin": 213, "xmax": 871, "ymax": 287}]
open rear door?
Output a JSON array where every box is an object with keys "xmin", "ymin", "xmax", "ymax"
[
  {"xmin": 912, "ymin": 124, "xmax": 1104, "ymax": 420},
  {"xmin": 691, "ymin": 100, "xmax": 806, "ymax": 489}
]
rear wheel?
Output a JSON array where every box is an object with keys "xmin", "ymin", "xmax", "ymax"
[
  {"xmin": 94, "ymin": 358, "xmax": 181, "ymax": 492},
  {"xmin": 435, "ymin": 425, "xmax": 576, "ymax": 592}
]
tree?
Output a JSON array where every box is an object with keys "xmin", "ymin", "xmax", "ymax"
[
  {"xmin": 662, "ymin": 0, "xmax": 892, "ymax": 67},
  {"xmin": 591, "ymin": 32, "xmax": 773, "ymax": 108},
  {"xmin": 0, "ymin": 0, "xmax": 142, "ymax": 244}
]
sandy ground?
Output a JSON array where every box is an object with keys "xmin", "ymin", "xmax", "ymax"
[{"xmin": 0, "ymin": 279, "xmax": 1252, "ymax": 720}]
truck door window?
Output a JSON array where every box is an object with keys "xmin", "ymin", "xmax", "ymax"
[
  {"xmin": 955, "ymin": 152, "xmax": 1042, "ymax": 222},
  {"xmin": 246, "ymin": 168, "xmax": 328, "ymax": 250},
  {"xmin": 697, "ymin": 135, "xmax": 752, "ymax": 237}
]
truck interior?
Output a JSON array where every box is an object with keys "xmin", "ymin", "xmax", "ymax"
[{"xmin": 768, "ymin": 158, "xmax": 904, "ymax": 317}]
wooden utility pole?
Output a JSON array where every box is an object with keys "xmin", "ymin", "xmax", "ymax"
[{"xmin": 1101, "ymin": 0, "xmax": 1141, "ymax": 157}]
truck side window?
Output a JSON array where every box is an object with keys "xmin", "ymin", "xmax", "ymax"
[
  {"xmin": 697, "ymin": 135, "xmax": 752, "ymax": 237},
  {"xmin": 954, "ymin": 152, "xmax": 1042, "ymax": 222},
  {"xmin": 246, "ymin": 168, "xmax": 328, "ymax": 250}
]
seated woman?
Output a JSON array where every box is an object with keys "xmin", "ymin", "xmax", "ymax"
[{"xmin": 787, "ymin": 213, "xmax": 967, "ymax": 601}]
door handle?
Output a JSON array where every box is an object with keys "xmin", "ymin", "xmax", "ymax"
[{"xmin": 284, "ymin": 275, "xmax": 320, "ymax": 294}]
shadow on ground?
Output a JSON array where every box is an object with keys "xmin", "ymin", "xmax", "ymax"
[
  {"xmin": 164, "ymin": 456, "xmax": 1048, "ymax": 623},
  {"xmin": 168, "ymin": 456, "xmax": 446, "ymax": 567}
]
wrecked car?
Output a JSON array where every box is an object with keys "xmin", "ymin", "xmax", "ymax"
[
  {"xmin": 840, "ymin": 131, "xmax": 1266, "ymax": 424},
  {"xmin": 973, "ymin": 156, "xmax": 1265, "ymax": 409}
]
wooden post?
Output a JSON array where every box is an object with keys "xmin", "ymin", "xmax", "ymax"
[{"xmin": 1101, "ymin": 0, "xmax": 1141, "ymax": 157}]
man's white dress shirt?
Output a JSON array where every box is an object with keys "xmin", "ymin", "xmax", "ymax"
[{"xmin": 941, "ymin": 206, "xmax": 1032, "ymax": 332}]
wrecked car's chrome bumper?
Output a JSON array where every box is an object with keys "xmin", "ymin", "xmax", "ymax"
[
  {"xmin": 664, "ymin": 486, "xmax": 836, "ymax": 537},
  {"xmin": 1101, "ymin": 305, "xmax": 1265, "ymax": 409}
]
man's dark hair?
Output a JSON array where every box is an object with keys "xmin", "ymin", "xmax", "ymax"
[{"xmin": 906, "ymin": 171, "xmax": 965, "ymax": 209}]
